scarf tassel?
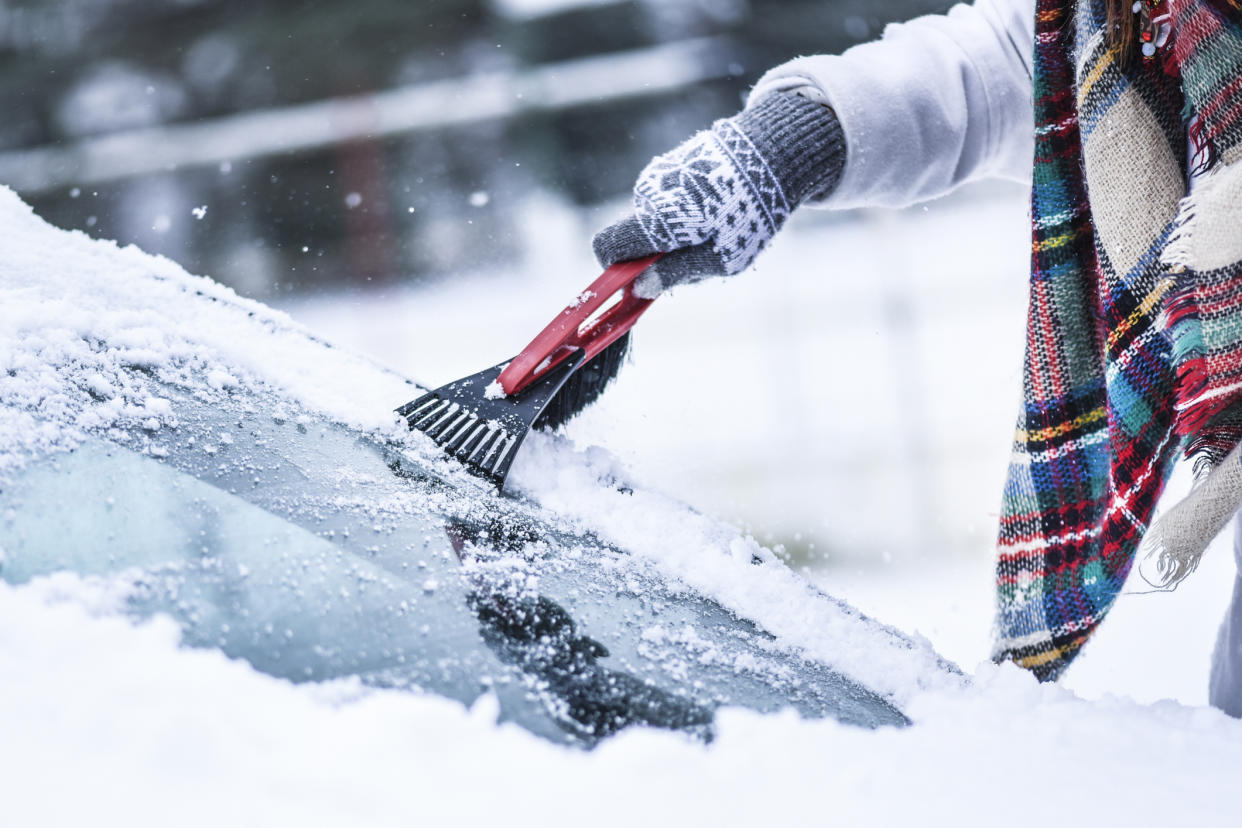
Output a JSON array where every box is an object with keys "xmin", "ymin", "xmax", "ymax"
[{"xmin": 1141, "ymin": 441, "xmax": 1242, "ymax": 588}]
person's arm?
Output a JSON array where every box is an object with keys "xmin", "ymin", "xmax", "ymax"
[
  {"xmin": 753, "ymin": 0, "xmax": 1035, "ymax": 210},
  {"xmin": 594, "ymin": 0, "xmax": 1036, "ymax": 293}
]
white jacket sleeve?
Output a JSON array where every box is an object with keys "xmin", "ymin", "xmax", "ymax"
[{"xmin": 750, "ymin": 0, "xmax": 1035, "ymax": 210}]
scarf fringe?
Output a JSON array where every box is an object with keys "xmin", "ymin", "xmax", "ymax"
[
  {"xmin": 1159, "ymin": 190, "xmax": 1198, "ymax": 273},
  {"xmin": 1140, "ymin": 440, "xmax": 1242, "ymax": 588}
]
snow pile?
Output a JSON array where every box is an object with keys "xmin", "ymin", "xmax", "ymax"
[{"xmin": 508, "ymin": 434, "xmax": 960, "ymax": 702}]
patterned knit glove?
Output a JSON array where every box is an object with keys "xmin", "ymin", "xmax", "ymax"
[{"xmin": 593, "ymin": 91, "xmax": 846, "ymax": 297}]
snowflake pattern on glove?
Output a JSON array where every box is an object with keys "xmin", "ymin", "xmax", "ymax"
[{"xmin": 633, "ymin": 119, "xmax": 792, "ymax": 276}]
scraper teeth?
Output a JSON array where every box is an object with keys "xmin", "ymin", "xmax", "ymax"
[
  {"xmin": 487, "ymin": 435, "xmax": 518, "ymax": 473},
  {"xmin": 478, "ymin": 432, "xmax": 515, "ymax": 475},
  {"xmin": 424, "ymin": 404, "xmax": 466, "ymax": 439},
  {"xmin": 427, "ymin": 405, "xmax": 468, "ymax": 440},
  {"xmin": 403, "ymin": 394, "xmax": 445, "ymax": 421},
  {"xmin": 408, "ymin": 398, "xmax": 450, "ymax": 429},
  {"xmin": 471, "ymin": 427, "xmax": 505, "ymax": 467},
  {"xmin": 440, "ymin": 413, "xmax": 479, "ymax": 450},
  {"xmin": 452, "ymin": 421, "xmax": 490, "ymax": 459},
  {"xmin": 396, "ymin": 393, "xmax": 437, "ymax": 419}
]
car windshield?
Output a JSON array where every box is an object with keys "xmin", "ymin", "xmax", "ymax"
[
  {"xmin": 0, "ymin": 185, "xmax": 960, "ymax": 746},
  {"xmin": 1, "ymin": 383, "xmax": 908, "ymax": 745}
]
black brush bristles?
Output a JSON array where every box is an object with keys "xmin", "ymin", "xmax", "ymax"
[{"xmin": 532, "ymin": 333, "xmax": 630, "ymax": 432}]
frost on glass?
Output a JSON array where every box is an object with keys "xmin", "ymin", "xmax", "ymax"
[{"xmin": 0, "ymin": 389, "xmax": 908, "ymax": 745}]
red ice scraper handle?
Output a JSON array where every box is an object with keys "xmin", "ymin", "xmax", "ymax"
[{"xmin": 497, "ymin": 253, "xmax": 663, "ymax": 396}]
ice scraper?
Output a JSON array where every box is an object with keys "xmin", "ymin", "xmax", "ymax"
[{"xmin": 396, "ymin": 254, "xmax": 661, "ymax": 490}]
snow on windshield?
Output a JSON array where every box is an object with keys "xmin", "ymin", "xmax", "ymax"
[
  {"xmin": 0, "ymin": 183, "xmax": 953, "ymax": 704},
  {"xmin": 5, "ymin": 185, "xmax": 1242, "ymax": 824}
]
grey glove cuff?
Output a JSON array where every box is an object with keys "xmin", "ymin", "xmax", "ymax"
[{"xmin": 736, "ymin": 91, "xmax": 846, "ymax": 205}]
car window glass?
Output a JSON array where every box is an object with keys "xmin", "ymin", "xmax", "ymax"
[{"xmin": 0, "ymin": 390, "xmax": 908, "ymax": 743}]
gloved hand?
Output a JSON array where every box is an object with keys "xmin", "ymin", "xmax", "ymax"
[{"xmin": 593, "ymin": 90, "xmax": 846, "ymax": 297}]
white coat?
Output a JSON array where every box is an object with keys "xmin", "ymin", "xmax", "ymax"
[{"xmin": 749, "ymin": 0, "xmax": 1036, "ymax": 210}]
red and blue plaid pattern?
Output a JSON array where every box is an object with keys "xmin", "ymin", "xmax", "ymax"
[
  {"xmin": 1166, "ymin": 0, "xmax": 1242, "ymax": 457},
  {"xmin": 993, "ymin": 0, "xmax": 1242, "ymax": 679}
]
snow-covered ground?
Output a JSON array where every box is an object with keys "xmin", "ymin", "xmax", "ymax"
[
  {"xmin": 5, "ymin": 182, "xmax": 1242, "ymax": 826},
  {"xmin": 6, "ymin": 574, "xmax": 1242, "ymax": 827}
]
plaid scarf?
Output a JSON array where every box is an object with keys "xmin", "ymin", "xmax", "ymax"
[{"xmin": 993, "ymin": 0, "xmax": 1242, "ymax": 680}]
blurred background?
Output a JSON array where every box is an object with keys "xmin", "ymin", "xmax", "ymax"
[
  {"xmin": 2, "ymin": 0, "xmax": 958, "ymax": 292},
  {"xmin": 11, "ymin": 0, "xmax": 1228, "ymax": 698}
]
